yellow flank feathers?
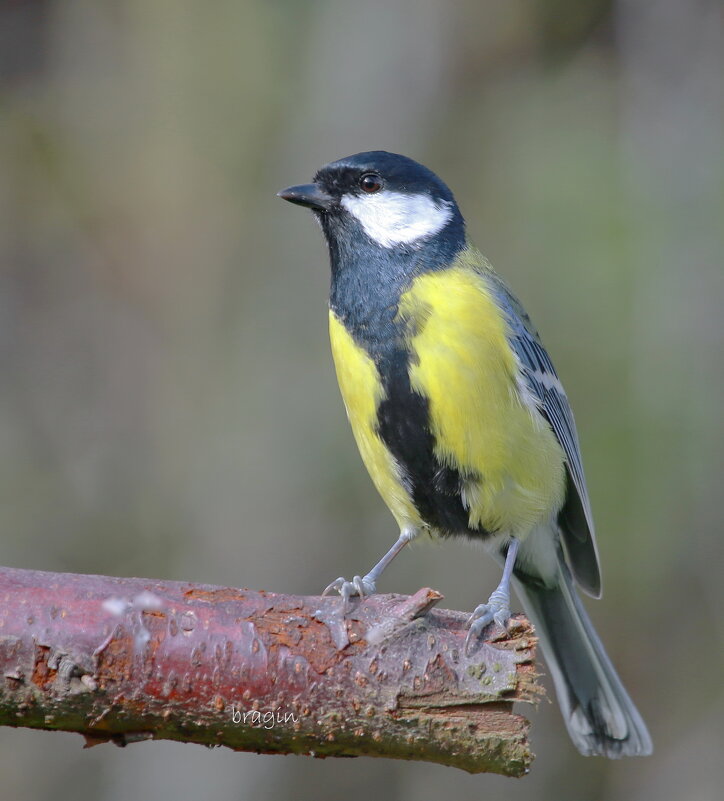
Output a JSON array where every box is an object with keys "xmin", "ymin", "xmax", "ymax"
[
  {"xmin": 397, "ymin": 250, "xmax": 567, "ymax": 536},
  {"xmin": 328, "ymin": 311, "xmax": 423, "ymax": 530}
]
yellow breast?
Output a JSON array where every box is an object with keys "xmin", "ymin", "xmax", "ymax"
[
  {"xmin": 398, "ymin": 255, "xmax": 566, "ymax": 535},
  {"xmin": 328, "ymin": 311, "xmax": 423, "ymax": 530}
]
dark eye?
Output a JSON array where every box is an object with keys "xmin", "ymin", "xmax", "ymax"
[{"xmin": 359, "ymin": 173, "xmax": 382, "ymax": 193}]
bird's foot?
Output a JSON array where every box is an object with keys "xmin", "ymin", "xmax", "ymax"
[
  {"xmin": 322, "ymin": 575, "xmax": 376, "ymax": 608},
  {"xmin": 464, "ymin": 587, "xmax": 511, "ymax": 654}
]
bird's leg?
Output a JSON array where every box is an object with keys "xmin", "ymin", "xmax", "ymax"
[
  {"xmin": 465, "ymin": 537, "xmax": 520, "ymax": 653},
  {"xmin": 323, "ymin": 527, "xmax": 418, "ymax": 607}
]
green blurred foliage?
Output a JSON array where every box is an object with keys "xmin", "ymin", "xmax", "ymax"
[{"xmin": 1, "ymin": 1, "xmax": 722, "ymax": 800}]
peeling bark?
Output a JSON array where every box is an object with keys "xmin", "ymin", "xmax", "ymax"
[{"xmin": 0, "ymin": 566, "xmax": 541, "ymax": 776}]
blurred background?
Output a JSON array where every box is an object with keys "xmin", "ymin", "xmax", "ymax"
[{"xmin": 1, "ymin": 1, "xmax": 722, "ymax": 799}]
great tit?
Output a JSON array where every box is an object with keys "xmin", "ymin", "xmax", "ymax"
[{"xmin": 278, "ymin": 151, "xmax": 652, "ymax": 758}]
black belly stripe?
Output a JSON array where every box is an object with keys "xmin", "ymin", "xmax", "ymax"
[
  {"xmin": 375, "ymin": 346, "xmax": 493, "ymax": 540},
  {"xmin": 325, "ymin": 216, "xmax": 488, "ymax": 539}
]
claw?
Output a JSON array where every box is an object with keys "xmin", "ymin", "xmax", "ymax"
[
  {"xmin": 464, "ymin": 608, "xmax": 493, "ymax": 655},
  {"xmin": 353, "ymin": 575, "xmax": 368, "ymax": 598},
  {"xmin": 464, "ymin": 592, "xmax": 511, "ymax": 654},
  {"xmin": 493, "ymin": 609, "xmax": 509, "ymax": 629},
  {"xmin": 322, "ymin": 577, "xmax": 345, "ymax": 597},
  {"xmin": 321, "ymin": 574, "xmax": 376, "ymax": 608},
  {"xmin": 340, "ymin": 580, "xmax": 354, "ymax": 608}
]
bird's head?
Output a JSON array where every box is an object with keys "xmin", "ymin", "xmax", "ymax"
[{"xmin": 278, "ymin": 151, "xmax": 465, "ymax": 256}]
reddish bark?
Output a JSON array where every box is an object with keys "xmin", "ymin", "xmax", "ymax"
[{"xmin": 0, "ymin": 566, "xmax": 540, "ymax": 775}]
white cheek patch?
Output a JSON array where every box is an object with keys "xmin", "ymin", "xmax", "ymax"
[{"xmin": 341, "ymin": 191, "xmax": 453, "ymax": 248}]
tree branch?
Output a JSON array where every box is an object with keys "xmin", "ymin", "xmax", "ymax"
[{"xmin": 0, "ymin": 566, "xmax": 540, "ymax": 776}]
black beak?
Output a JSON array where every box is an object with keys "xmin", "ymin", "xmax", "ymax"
[{"xmin": 277, "ymin": 183, "xmax": 333, "ymax": 212}]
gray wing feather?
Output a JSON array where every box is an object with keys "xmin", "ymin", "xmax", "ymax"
[{"xmin": 488, "ymin": 274, "xmax": 602, "ymax": 597}]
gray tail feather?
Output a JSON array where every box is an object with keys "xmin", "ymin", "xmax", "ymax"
[{"xmin": 513, "ymin": 562, "xmax": 653, "ymax": 757}]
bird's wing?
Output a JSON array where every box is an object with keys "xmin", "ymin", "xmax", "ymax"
[{"xmin": 487, "ymin": 272, "xmax": 602, "ymax": 597}]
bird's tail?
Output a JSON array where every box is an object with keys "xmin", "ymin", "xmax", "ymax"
[{"xmin": 513, "ymin": 557, "xmax": 653, "ymax": 757}]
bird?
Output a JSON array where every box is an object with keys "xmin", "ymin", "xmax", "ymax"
[{"xmin": 278, "ymin": 151, "xmax": 652, "ymax": 758}]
